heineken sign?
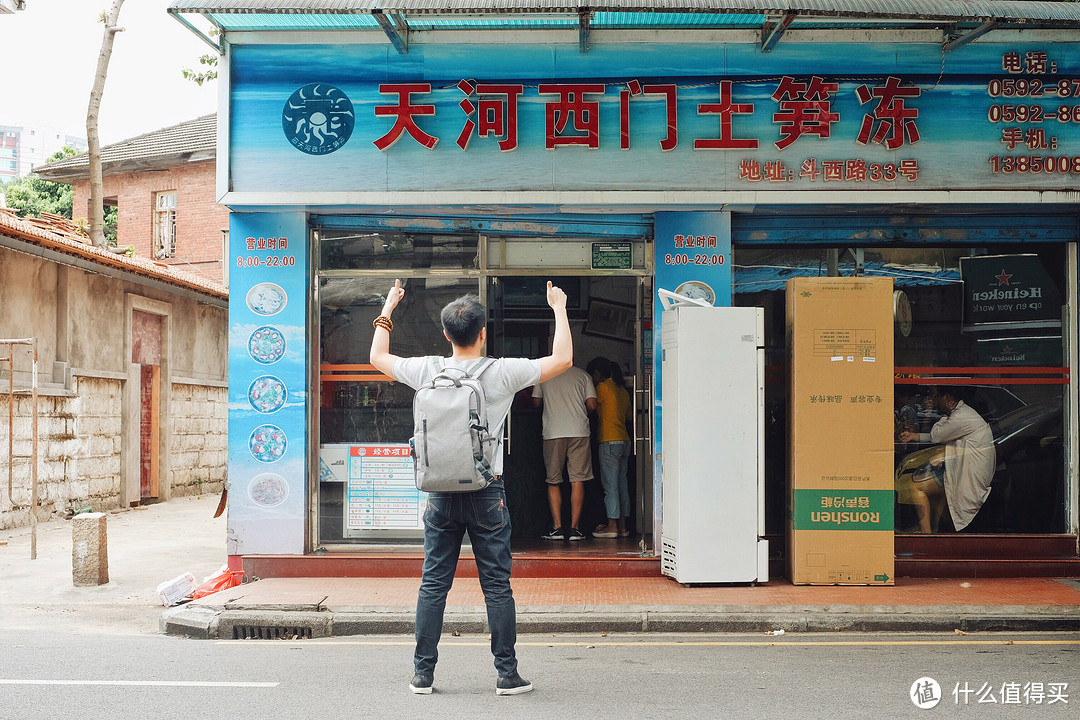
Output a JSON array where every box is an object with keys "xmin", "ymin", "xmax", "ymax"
[
  {"xmin": 960, "ymin": 254, "xmax": 1062, "ymax": 331},
  {"xmin": 976, "ymin": 336, "xmax": 1062, "ymax": 366}
]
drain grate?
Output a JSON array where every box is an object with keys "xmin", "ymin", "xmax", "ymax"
[{"xmin": 232, "ymin": 625, "xmax": 313, "ymax": 640}]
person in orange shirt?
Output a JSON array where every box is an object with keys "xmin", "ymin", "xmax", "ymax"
[{"xmin": 587, "ymin": 357, "xmax": 633, "ymax": 538}]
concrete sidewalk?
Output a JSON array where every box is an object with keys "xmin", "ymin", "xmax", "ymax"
[
  {"xmin": 1, "ymin": 494, "xmax": 228, "ymax": 635},
  {"xmin": 3, "ymin": 494, "xmax": 1078, "ymax": 639},
  {"xmin": 165, "ymin": 574, "xmax": 1080, "ymax": 639}
]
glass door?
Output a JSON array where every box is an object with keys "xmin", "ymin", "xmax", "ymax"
[
  {"xmin": 485, "ymin": 273, "xmax": 654, "ymax": 546},
  {"xmin": 315, "ymin": 225, "xmax": 482, "ymax": 545}
]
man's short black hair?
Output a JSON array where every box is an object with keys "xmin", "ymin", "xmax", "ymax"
[
  {"xmin": 936, "ymin": 385, "xmax": 969, "ymax": 404},
  {"xmin": 586, "ymin": 357, "xmax": 611, "ymax": 378},
  {"xmin": 441, "ymin": 294, "xmax": 486, "ymax": 347}
]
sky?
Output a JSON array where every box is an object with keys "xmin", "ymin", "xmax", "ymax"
[{"xmin": 3, "ymin": 0, "xmax": 218, "ymax": 144}]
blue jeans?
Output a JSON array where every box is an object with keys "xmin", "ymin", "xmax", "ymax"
[
  {"xmin": 598, "ymin": 441, "xmax": 631, "ymax": 520},
  {"xmin": 414, "ymin": 479, "xmax": 518, "ymax": 679}
]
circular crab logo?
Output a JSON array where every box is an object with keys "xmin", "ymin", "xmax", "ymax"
[{"xmin": 282, "ymin": 83, "xmax": 354, "ymax": 155}]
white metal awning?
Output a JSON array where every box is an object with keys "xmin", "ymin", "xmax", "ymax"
[{"xmin": 168, "ymin": 1, "xmax": 1080, "ymax": 54}]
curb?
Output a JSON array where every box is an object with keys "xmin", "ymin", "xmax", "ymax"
[{"xmin": 161, "ymin": 606, "xmax": 1080, "ymax": 639}]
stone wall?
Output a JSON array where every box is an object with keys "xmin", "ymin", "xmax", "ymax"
[
  {"xmin": 0, "ymin": 376, "xmax": 227, "ymax": 530},
  {"xmin": 0, "ymin": 376, "xmax": 122, "ymax": 529},
  {"xmin": 169, "ymin": 382, "xmax": 228, "ymax": 498}
]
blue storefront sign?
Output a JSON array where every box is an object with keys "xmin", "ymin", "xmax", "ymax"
[
  {"xmin": 228, "ymin": 42, "xmax": 1080, "ymax": 195},
  {"xmin": 651, "ymin": 211, "xmax": 733, "ymax": 539},
  {"xmin": 227, "ymin": 212, "xmax": 308, "ymax": 555}
]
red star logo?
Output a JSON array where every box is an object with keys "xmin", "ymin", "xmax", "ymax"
[{"xmin": 994, "ymin": 269, "xmax": 1013, "ymax": 286}]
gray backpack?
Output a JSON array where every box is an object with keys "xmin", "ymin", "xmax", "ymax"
[{"xmin": 410, "ymin": 357, "xmax": 497, "ymax": 493}]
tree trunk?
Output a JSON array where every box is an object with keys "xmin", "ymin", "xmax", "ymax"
[{"xmin": 87, "ymin": 0, "xmax": 126, "ymax": 249}]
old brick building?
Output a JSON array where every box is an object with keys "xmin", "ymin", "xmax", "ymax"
[
  {"xmin": 34, "ymin": 115, "xmax": 228, "ymax": 285},
  {"xmin": 0, "ymin": 209, "xmax": 228, "ymax": 530}
]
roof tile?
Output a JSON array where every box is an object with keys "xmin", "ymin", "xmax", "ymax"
[{"xmin": 0, "ymin": 208, "xmax": 227, "ymax": 301}]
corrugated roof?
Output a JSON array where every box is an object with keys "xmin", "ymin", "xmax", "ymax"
[
  {"xmin": 0, "ymin": 209, "xmax": 227, "ymax": 302},
  {"xmin": 34, "ymin": 115, "xmax": 216, "ymax": 183},
  {"xmin": 168, "ymin": 1, "xmax": 1080, "ymax": 25}
]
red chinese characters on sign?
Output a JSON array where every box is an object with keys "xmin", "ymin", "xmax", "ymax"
[
  {"xmin": 245, "ymin": 237, "xmax": 289, "ymax": 251},
  {"xmin": 1003, "ymin": 51, "xmax": 1051, "ymax": 75},
  {"xmin": 773, "ymin": 158, "xmax": 919, "ymax": 183},
  {"xmin": 898, "ymin": 160, "xmax": 919, "ymax": 181},
  {"xmin": 771, "ymin": 76, "xmax": 840, "ymax": 150},
  {"xmin": 620, "ymin": 81, "xmax": 678, "ymax": 151},
  {"xmin": 1002, "ymin": 52, "xmax": 1024, "ymax": 74},
  {"xmin": 1024, "ymin": 51, "xmax": 1049, "ymax": 75},
  {"xmin": 1000, "ymin": 126, "xmax": 1053, "ymax": 152},
  {"xmin": 457, "ymin": 81, "xmax": 524, "ymax": 151},
  {"xmin": 738, "ymin": 160, "xmax": 794, "ymax": 182},
  {"xmin": 695, "ymin": 80, "xmax": 758, "ymax": 150},
  {"xmin": 537, "ymin": 83, "xmax": 606, "ymax": 149},
  {"xmin": 1000, "ymin": 127, "xmax": 1024, "ymax": 150},
  {"xmin": 855, "ymin": 76, "xmax": 921, "ymax": 150},
  {"xmin": 673, "ymin": 235, "xmax": 718, "ymax": 248},
  {"xmin": 364, "ymin": 75, "xmax": 931, "ymax": 183},
  {"xmin": 373, "ymin": 84, "xmax": 439, "ymax": 151},
  {"xmin": 350, "ymin": 445, "xmax": 410, "ymax": 457},
  {"xmin": 1024, "ymin": 127, "xmax": 1049, "ymax": 150},
  {"xmin": 739, "ymin": 159, "xmax": 762, "ymax": 181}
]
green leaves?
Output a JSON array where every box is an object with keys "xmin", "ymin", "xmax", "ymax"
[
  {"xmin": 182, "ymin": 54, "xmax": 219, "ymax": 86},
  {"xmin": 0, "ymin": 147, "xmax": 80, "ymax": 219}
]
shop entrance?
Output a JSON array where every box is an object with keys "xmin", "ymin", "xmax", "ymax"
[
  {"xmin": 486, "ymin": 274, "xmax": 653, "ymax": 551},
  {"xmin": 315, "ymin": 227, "xmax": 654, "ymax": 559}
]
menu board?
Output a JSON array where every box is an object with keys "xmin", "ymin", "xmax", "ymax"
[{"xmin": 344, "ymin": 444, "xmax": 425, "ymax": 530}]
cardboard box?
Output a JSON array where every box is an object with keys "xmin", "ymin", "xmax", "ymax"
[
  {"xmin": 786, "ymin": 277, "xmax": 895, "ymax": 585},
  {"xmin": 156, "ymin": 572, "xmax": 197, "ymax": 606}
]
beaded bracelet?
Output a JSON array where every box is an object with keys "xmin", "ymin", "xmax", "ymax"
[{"xmin": 372, "ymin": 315, "xmax": 394, "ymax": 332}]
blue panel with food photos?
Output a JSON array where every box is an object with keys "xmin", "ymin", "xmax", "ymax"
[
  {"xmin": 652, "ymin": 211, "xmax": 733, "ymax": 541},
  {"xmin": 227, "ymin": 212, "xmax": 308, "ymax": 555}
]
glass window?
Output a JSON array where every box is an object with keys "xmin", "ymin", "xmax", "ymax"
[
  {"xmin": 318, "ymin": 276, "xmax": 480, "ymax": 543},
  {"xmin": 735, "ymin": 244, "xmax": 1068, "ymax": 536},
  {"xmin": 318, "ymin": 228, "xmax": 478, "ymax": 270},
  {"xmin": 154, "ymin": 192, "xmax": 177, "ymax": 259}
]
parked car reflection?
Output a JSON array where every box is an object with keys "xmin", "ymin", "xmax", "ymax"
[{"xmin": 895, "ymin": 398, "xmax": 1063, "ymax": 533}]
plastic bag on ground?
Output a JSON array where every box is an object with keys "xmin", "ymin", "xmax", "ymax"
[{"xmin": 191, "ymin": 563, "xmax": 245, "ymax": 599}]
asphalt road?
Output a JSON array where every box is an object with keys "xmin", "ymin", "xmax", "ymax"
[{"xmin": 2, "ymin": 629, "xmax": 1077, "ymax": 720}]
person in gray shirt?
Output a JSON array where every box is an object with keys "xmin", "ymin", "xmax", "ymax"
[
  {"xmin": 532, "ymin": 362, "xmax": 597, "ymax": 541},
  {"xmin": 370, "ymin": 279, "xmax": 573, "ymax": 696}
]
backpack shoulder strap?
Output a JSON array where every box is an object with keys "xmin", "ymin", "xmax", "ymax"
[{"xmin": 470, "ymin": 357, "xmax": 496, "ymax": 379}]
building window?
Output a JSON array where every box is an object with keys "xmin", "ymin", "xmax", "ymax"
[
  {"xmin": 734, "ymin": 243, "xmax": 1069, "ymax": 536},
  {"xmin": 154, "ymin": 192, "xmax": 177, "ymax": 259}
]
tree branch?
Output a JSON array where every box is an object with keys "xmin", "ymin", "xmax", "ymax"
[{"xmin": 86, "ymin": 0, "xmax": 126, "ymax": 249}]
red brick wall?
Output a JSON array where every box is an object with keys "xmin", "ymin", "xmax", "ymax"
[{"xmin": 72, "ymin": 161, "xmax": 229, "ymax": 284}]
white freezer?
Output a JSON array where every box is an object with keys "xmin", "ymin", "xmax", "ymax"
[{"xmin": 660, "ymin": 304, "xmax": 768, "ymax": 584}]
